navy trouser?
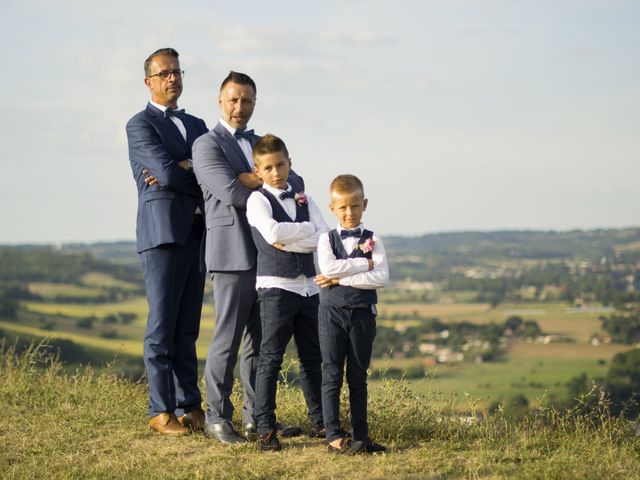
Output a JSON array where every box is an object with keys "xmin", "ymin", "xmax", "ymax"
[
  {"xmin": 141, "ymin": 221, "xmax": 205, "ymax": 418},
  {"xmin": 254, "ymin": 288, "xmax": 323, "ymax": 435},
  {"xmin": 319, "ymin": 304, "xmax": 376, "ymax": 442}
]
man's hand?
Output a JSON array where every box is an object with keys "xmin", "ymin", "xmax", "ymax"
[
  {"xmin": 143, "ymin": 160, "xmax": 192, "ymax": 187},
  {"xmin": 143, "ymin": 169, "xmax": 158, "ymax": 186},
  {"xmin": 272, "ymin": 242, "xmax": 285, "ymax": 250},
  {"xmin": 367, "ymin": 258, "xmax": 374, "ymax": 271},
  {"xmin": 178, "ymin": 159, "xmax": 193, "ymax": 170},
  {"xmin": 315, "ymin": 274, "xmax": 338, "ymax": 288},
  {"xmin": 237, "ymin": 172, "xmax": 263, "ymax": 190}
]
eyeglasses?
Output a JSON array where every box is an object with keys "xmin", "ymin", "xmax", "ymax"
[{"xmin": 147, "ymin": 69, "xmax": 185, "ymax": 80}]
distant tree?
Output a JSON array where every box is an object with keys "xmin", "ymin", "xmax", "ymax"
[
  {"xmin": 504, "ymin": 316, "xmax": 524, "ymax": 335},
  {"xmin": 566, "ymin": 372, "xmax": 590, "ymax": 401},
  {"xmin": 601, "ymin": 307, "xmax": 640, "ymax": 344},
  {"xmin": 117, "ymin": 312, "xmax": 136, "ymax": 325},
  {"xmin": 522, "ymin": 320, "xmax": 542, "ymax": 339},
  {"xmin": 479, "ymin": 324, "xmax": 503, "ymax": 344},
  {"xmin": 100, "ymin": 329, "xmax": 118, "ymax": 339},
  {"xmin": 0, "ymin": 298, "xmax": 18, "ymax": 319},
  {"xmin": 39, "ymin": 319, "xmax": 56, "ymax": 331},
  {"xmin": 102, "ymin": 315, "xmax": 118, "ymax": 324},
  {"xmin": 604, "ymin": 348, "xmax": 640, "ymax": 416},
  {"xmin": 76, "ymin": 317, "xmax": 94, "ymax": 329}
]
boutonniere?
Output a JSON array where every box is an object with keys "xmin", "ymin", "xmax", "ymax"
[
  {"xmin": 294, "ymin": 192, "xmax": 308, "ymax": 206},
  {"xmin": 357, "ymin": 238, "xmax": 376, "ymax": 254}
]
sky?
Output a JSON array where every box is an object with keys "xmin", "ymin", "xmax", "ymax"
[{"xmin": 2, "ymin": 0, "xmax": 638, "ymax": 244}]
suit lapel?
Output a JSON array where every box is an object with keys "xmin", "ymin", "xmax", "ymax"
[
  {"xmin": 146, "ymin": 102, "xmax": 188, "ymax": 146},
  {"xmin": 214, "ymin": 122, "xmax": 252, "ymax": 172},
  {"xmin": 181, "ymin": 115, "xmax": 196, "ymax": 146}
]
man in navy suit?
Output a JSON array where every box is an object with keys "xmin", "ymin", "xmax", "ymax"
[{"xmin": 126, "ymin": 48, "xmax": 208, "ymax": 435}]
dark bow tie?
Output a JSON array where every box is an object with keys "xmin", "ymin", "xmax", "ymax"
[
  {"xmin": 164, "ymin": 108, "xmax": 186, "ymax": 119},
  {"xmin": 234, "ymin": 129, "xmax": 254, "ymax": 140},
  {"xmin": 279, "ymin": 190, "xmax": 296, "ymax": 200},
  {"xmin": 340, "ymin": 228, "xmax": 361, "ymax": 239}
]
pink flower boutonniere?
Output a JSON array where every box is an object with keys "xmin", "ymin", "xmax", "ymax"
[
  {"xmin": 294, "ymin": 192, "xmax": 308, "ymax": 206},
  {"xmin": 358, "ymin": 238, "xmax": 376, "ymax": 254}
]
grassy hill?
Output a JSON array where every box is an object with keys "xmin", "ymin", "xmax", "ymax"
[{"xmin": 1, "ymin": 344, "xmax": 640, "ymax": 479}]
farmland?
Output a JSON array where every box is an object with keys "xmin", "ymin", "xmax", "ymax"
[{"xmin": 2, "ymin": 277, "xmax": 630, "ymax": 407}]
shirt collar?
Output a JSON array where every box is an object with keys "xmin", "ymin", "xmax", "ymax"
[
  {"xmin": 220, "ymin": 118, "xmax": 247, "ymax": 136},
  {"xmin": 262, "ymin": 182, "xmax": 291, "ymax": 196},
  {"xmin": 337, "ymin": 223, "xmax": 364, "ymax": 233},
  {"xmin": 150, "ymin": 100, "xmax": 180, "ymax": 112}
]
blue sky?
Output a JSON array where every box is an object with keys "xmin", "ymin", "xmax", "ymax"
[{"xmin": 2, "ymin": 0, "xmax": 638, "ymax": 243}]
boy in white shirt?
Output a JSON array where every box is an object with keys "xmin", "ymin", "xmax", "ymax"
[
  {"xmin": 315, "ymin": 174, "xmax": 389, "ymax": 454},
  {"xmin": 246, "ymin": 134, "xmax": 328, "ymax": 451}
]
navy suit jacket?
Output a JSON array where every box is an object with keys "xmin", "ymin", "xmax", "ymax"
[
  {"xmin": 127, "ymin": 103, "xmax": 208, "ymax": 253},
  {"xmin": 192, "ymin": 122, "xmax": 303, "ymax": 272}
]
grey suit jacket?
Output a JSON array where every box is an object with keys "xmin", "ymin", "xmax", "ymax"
[{"xmin": 192, "ymin": 122, "xmax": 258, "ymax": 272}]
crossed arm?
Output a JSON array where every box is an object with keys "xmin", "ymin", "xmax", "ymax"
[
  {"xmin": 126, "ymin": 117, "xmax": 201, "ymax": 196},
  {"xmin": 192, "ymin": 135, "xmax": 262, "ymax": 208},
  {"xmin": 315, "ymin": 234, "xmax": 389, "ymax": 289},
  {"xmin": 246, "ymin": 194, "xmax": 329, "ymax": 252}
]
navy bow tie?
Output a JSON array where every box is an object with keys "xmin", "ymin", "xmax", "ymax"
[
  {"xmin": 279, "ymin": 190, "xmax": 296, "ymax": 200},
  {"xmin": 164, "ymin": 108, "xmax": 186, "ymax": 119},
  {"xmin": 234, "ymin": 129, "xmax": 254, "ymax": 140},
  {"xmin": 340, "ymin": 228, "xmax": 361, "ymax": 239}
]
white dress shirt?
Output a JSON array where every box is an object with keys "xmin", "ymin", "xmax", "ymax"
[
  {"xmin": 246, "ymin": 183, "xmax": 329, "ymax": 296},
  {"xmin": 150, "ymin": 100, "xmax": 201, "ymax": 214},
  {"xmin": 219, "ymin": 119, "xmax": 254, "ymax": 169},
  {"xmin": 150, "ymin": 100, "xmax": 186, "ymax": 141},
  {"xmin": 316, "ymin": 223, "xmax": 389, "ymax": 290}
]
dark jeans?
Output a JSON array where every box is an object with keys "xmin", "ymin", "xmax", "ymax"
[
  {"xmin": 319, "ymin": 304, "xmax": 376, "ymax": 442},
  {"xmin": 254, "ymin": 288, "xmax": 323, "ymax": 435}
]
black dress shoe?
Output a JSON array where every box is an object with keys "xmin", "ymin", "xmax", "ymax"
[
  {"xmin": 309, "ymin": 424, "xmax": 326, "ymax": 438},
  {"xmin": 259, "ymin": 429, "xmax": 282, "ymax": 452},
  {"xmin": 276, "ymin": 422, "xmax": 302, "ymax": 438},
  {"xmin": 309, "ymin": 425, "xmax": 351, "ymax": 439},
  {"xmin": 204, "ymin": 420, "xmax": 247, "ymax": 444},
  {"xmin": 243, "ymin": 421, "xmax": 258, "ymax": 440},
  {"xmin": 352, "ymin": 437, "xmax": 387, "ymax": 453}
]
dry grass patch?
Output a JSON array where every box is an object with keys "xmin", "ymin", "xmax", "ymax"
[{"xmin": 2, "ymin": 343, "xmax": 640, "ymax": 479}]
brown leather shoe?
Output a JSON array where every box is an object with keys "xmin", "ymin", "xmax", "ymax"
[
  {"xmin": 178, "ymin": 409, "xmax": 205, "ymax": 432},
  {"xmin": 148, "ymin": 413, "xmax": 189, "ymax": 435}
]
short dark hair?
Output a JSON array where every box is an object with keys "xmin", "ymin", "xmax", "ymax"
[
  {"xmin": 330, "ymin": 174, "xmax": 365, "ymax": 198},
  {"xmin": 144, "ymin": 48, "xmax": 179, "ymax": 77},
  {"xmin": 253, "ymin": 134, "xmax": 289, "ymax": 164},
  {"xmin": 220, "ymin": 71, "xmax": 257, "ymax": 95}
]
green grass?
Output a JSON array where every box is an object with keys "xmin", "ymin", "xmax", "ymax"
[{"xmin": 2, "ymin": 344, "xmax": 640, "ymax": 479}]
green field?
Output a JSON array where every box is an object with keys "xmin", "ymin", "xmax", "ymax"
[
  {"xmin": 2, "ymin": 296, "xmax": 630, "ymax": 408},
  {"xmin": 373, "ymin": 342, "xmax": 628, "ymax": 407},
  {"xmin": 378, "ymin": 301, "xmax": 612, "ymax": 342}
]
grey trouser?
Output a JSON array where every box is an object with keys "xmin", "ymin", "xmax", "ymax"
[{"xmin": 204, "ymin": 268, "xmax": 261, "ymax": 425}]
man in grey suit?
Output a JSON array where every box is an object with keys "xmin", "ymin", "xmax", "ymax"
[{"xmin": 192, "ymin": 71, "xmax": 264, "ymax": 443}]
